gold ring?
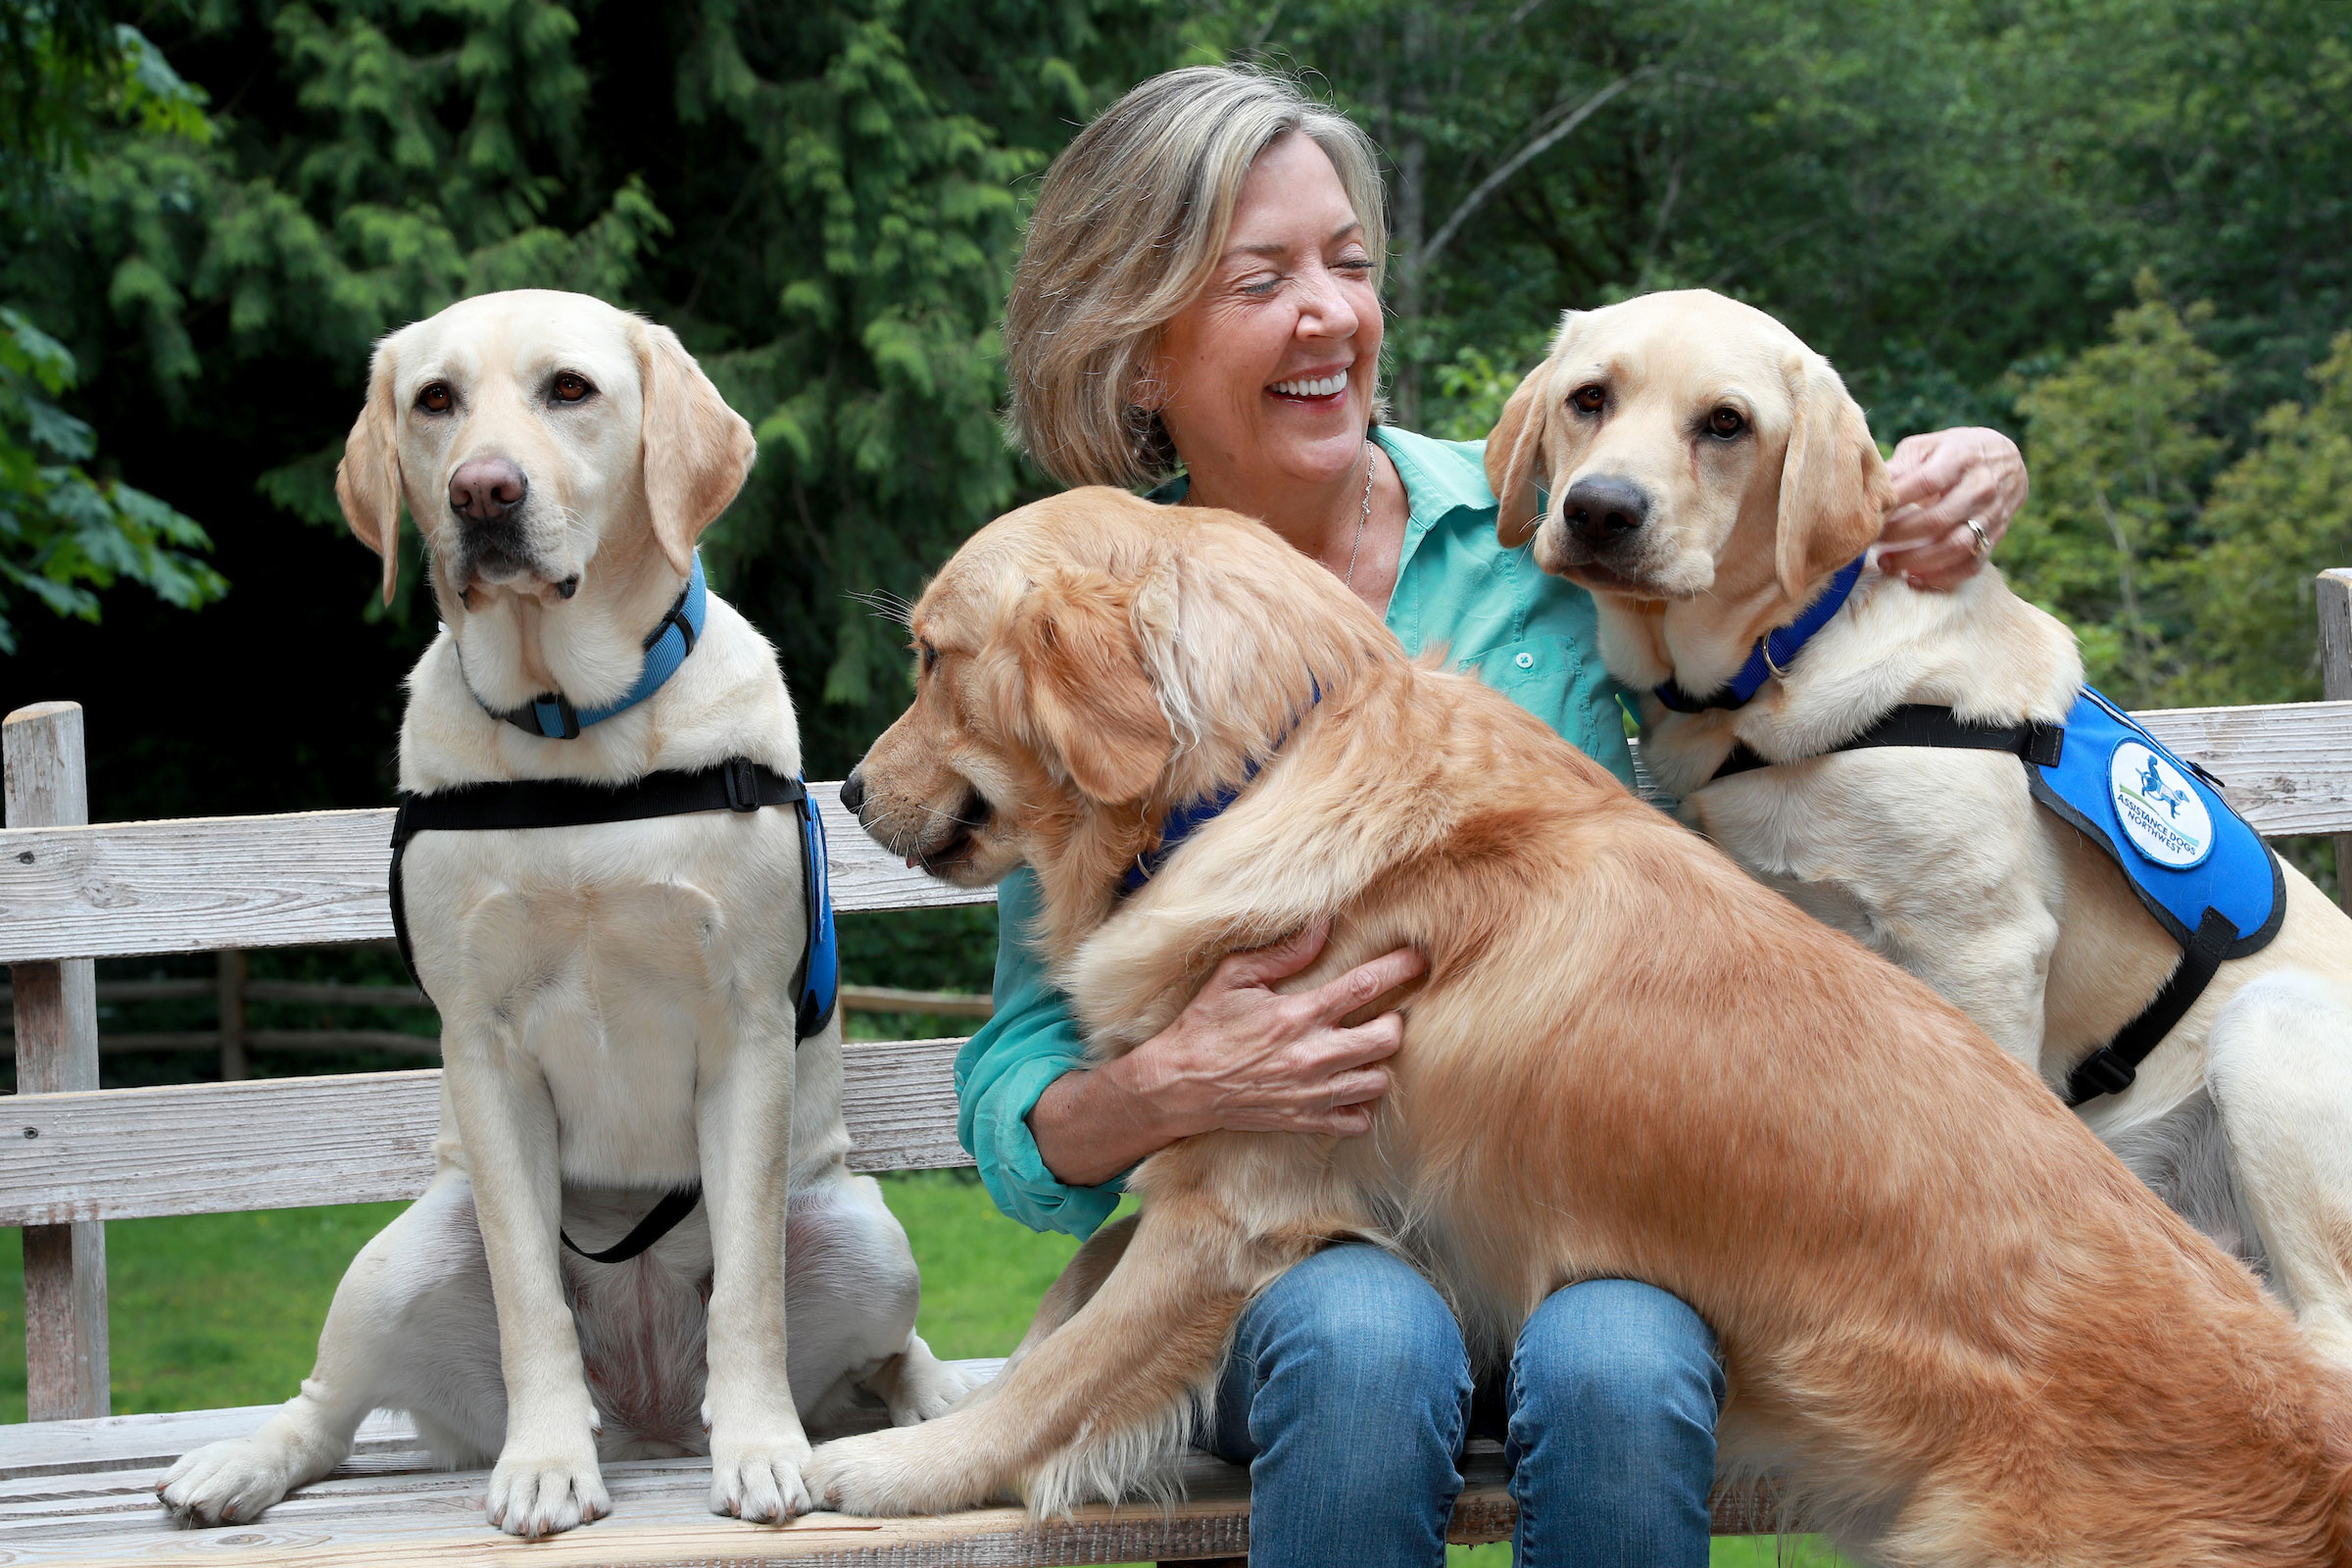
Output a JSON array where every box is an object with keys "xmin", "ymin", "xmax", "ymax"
[{"xmin": 1965, "ymin": 517, "xmax": 1990, "ymax": 557}]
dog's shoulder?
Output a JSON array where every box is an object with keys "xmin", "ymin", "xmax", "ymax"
[{"xmin": 1761, "ymin": 567, "xmax": 2082, "ymax": 757}]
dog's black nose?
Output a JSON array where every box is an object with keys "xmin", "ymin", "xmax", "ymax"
[
  {"xmin": 1562, "ymin": 476, "xmax": 1650, "ymax": 546},
  {"xmin": 449, "ymin": 457, "xmax": 528, "ymax": 525},
  {"xmin": 838, "ymin": 771, "xmax": 866, "ymax": 812}
]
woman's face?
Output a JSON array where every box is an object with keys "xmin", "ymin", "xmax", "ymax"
[{"xmin": 1150, "ymin": 130, "xmax": 1382, "ymax": 492}]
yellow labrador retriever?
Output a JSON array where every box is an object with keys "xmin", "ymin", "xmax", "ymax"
[
  {"xmin": 157, "ymin": 289, "xmax": 966, "ymax": 1538},
  {"xmin": 1491, "ymin": 287, "xmax": 2352, "ymax": 1367},
  {"xmin": 812, "ymin": 485, "xmax": 2352, "ymax": 1565}
]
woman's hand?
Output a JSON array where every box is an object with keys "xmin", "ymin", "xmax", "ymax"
[
  {"xmin": 1028, "ymin": 919, "xmax": 1427, "ymax": 1188},
  {"xmin": 1877, "ymin": 426, "xmax": 2030, "ymax": 591}
]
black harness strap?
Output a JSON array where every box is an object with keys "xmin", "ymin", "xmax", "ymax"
[
  {"xmin": 2062, "ymin": 906, "xmax": 2236, "ymax": 1107},
  {"xmin": 561, "ymin": 1184, "xmax": 706, "ymax": 1264},
  {"xmin": 1711, "ymin": 704, "xmax": 2066, "ymax": 781},
  {"xmin": 389, "ymin": 761, "xmax": 807, "ymax": 985},
  {"xmin": 388, "ymin": 760, "xmax": 815, "ymax": 1262},
  {"xmin": 1705, "ymin": 703, "xmax": 2239, "ymax": 1109}
]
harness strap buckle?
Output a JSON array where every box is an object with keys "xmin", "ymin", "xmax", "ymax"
[
  {"xmin": 2023, "ymin": 721, "xmax": 2065, "ymax": 768},
  {"xmin": 2065, "ymin": 1046, "xmax": 2138, "ymax": 1104},
  {"xmin": 723, "ymin": 758, "xmax": 760, "ymax": 811}
]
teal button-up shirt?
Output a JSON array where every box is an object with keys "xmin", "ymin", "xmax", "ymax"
[{"xmin": 954, "ymin": 424, "xmax": 1634, "ymax": 1238}]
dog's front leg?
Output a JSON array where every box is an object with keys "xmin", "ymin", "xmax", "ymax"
[
  {"xmin": 441, "ymin": 1022, "xmax": 609, "ymax": 1538},
  {"xmin": 804, "ymin": 1158, "xmax": 1314, "ymax": 1518},
  {"xmin": 698, "ymin": 1007, "xmax": 811, "ymax": 1521}
]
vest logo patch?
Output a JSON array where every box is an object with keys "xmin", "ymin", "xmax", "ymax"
[{"xmin": 2108, "ymin": 739, "xmax": 2213, "ymax": 870}]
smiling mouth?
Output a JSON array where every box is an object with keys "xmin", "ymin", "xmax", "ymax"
[{"xmin": 1268, "ymin": 368, "xmax": 1348, "ymax": 403}]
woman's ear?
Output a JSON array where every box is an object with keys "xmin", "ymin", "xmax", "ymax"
[
  {"xmin": 637, "ymin": 321, "xmax": 758, "ymax": 576},
  {"xmin": 334, "ymin": 340, "xmax": 405, "ymax": 606},
  {"xmin": 1776, "ymin": 354, "xmax": 1893, "ymax": 601},
  {"xmin": 1487, "ymin": 360, "xmax": 1551, "ymax": 549},
  {"xmin": 1011, "ymin": 566, "xmax": 1172, "ymax": 805}
]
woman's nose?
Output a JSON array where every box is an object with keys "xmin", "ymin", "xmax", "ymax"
[{"xmin": 1294, "ymin": 263, "xmax": 1360, "ymax": 339}]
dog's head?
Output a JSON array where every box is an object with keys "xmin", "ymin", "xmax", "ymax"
[
  {"xmin": 1487, "ymin": 289, "xmax": 1889, "ymax": 606},
  {"xmin": 334, "ymin": 289, "xmax": 755, "ymax": 609},
  {"xmin": 844, "ymin": 488, "xmax": 1392, "ymax": 945}
]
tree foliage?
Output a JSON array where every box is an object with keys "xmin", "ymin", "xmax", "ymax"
[
  {"xmin": 0, "ymin": 0, "xmax": 220, "ymax": 651},
  {"xmin": 2, "ymin": 0, "xmax": 2349, "ymax": 819}
]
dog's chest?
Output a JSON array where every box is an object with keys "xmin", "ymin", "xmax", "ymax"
[{"xmin": 404, "ymin": 811, "xmax": 808, "ymax": 1175}]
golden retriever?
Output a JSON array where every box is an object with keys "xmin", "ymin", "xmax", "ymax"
[
  {"xmin": 156, "ymin": 290, "xmax": 967, "ymax": 1538},
  {"xmin": 812, "ymin": 484, "xmax": 2352, "ymax": 1564},
  {"xmin": 1490, "ymin": 287, "xmax": 2352, "ymax": 1367}
]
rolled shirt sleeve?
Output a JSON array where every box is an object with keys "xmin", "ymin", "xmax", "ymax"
[{"xmin": 953, "ymin": 867, "xmax": 1128, "ymax": 1239}]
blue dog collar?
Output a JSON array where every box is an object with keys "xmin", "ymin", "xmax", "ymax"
[
  {"xmin": 466, "ymin": 554, "xmax": 708, "ymax": 740},
  {"xmin": 1121, "ymin": 678, "xmax": 1323, "ymax": 896},
  {"xmin": 1655, "ymin": 555, "xmax": 1869, "ymax": 713}
]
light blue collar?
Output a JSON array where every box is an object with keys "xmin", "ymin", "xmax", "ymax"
[{"xmin": 469, "ymin": 554, "xmax": 707, "ymax": 740}]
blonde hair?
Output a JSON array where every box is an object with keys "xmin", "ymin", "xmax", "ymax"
[{"xmin": 1004, "ymin": 66, "xmax": 1388, "ymax": 490}]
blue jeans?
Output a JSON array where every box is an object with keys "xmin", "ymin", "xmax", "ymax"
[{"xmin": 1202, "ymin": 1244, "xmax": 1722, "ymax": 1568}]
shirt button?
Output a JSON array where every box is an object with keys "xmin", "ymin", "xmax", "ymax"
[{"xmin": 1515, "ymin": 652, "xmax": 1536, "ymax": 669}]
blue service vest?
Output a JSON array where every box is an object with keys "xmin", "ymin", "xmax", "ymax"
[{"xmin": 2028, "ymin": 687, "xmax": 2282, "ymax": 959}]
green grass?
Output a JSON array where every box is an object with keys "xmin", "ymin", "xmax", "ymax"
[{"xmin": 0, "ymin": 1177, "xmax": 1843, "ymax": 1565}]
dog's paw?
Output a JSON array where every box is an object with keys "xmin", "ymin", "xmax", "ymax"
[
  {"xmin": 802, "ymin": 1421, "xmax": 989, "ymax": 1517},
  {"xmin": 486, "ymin": 1442, "xmax": 609, "ymax": 1538},
  {"xmin": 887, "ymin": 1353, "xmax": 985, "ymax": 1426},
  {"xmin": 156, "ymin": 1437, "xmax": 303, "ymax": 1526},
  {"xmin": 709, "ymin": 1426, "xmax": 813, "ymax": 1524}
]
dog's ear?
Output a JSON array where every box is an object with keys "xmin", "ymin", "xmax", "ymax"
[
  {"xmin": 1011, "ymin": 566, "xmax": 1171, "ymax": 805},
  {"xmin": 334, "ymin": 339, "xmax": 405, "ymax": 606},
  {"xmin": 1776, "ymin": 353, "xmax": 1891, "ymax": 601},
  {"xmin": 1486, "ymin": 361, "xmax": 1551, "ymax": 549},
  {"xmin": 637, "ymin": 321, "xmax": 758, "ymax": 577}
]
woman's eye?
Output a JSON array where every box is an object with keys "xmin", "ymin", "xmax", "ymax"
[
  {"xmin": 1240, "ymin": 272, "xmax": 1284, "ymax": 297},
  {"xmin": 1708, "ymin": 406, "xmax": 1747, "ymax": 438},
  {"xmin": 416, "ymin": 382, "xmax": 453, "ymax": 415},
  {"xmin": 1570, "ymin": 384, "xmax": 1606, "ymax": 415},
  {"xmin": 552, "ymin": 371, "xmax": 595, "ymax": 404}
]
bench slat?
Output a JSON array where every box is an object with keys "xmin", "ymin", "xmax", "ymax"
[
  {"xmin": 0, "ymin": 1040, "xmax": 974, "ymax": 1226},
  {"xmin": 0, "ymin": 790, "xmax": 994, "ymax": 964},
  {"xmin": 0, "ymin": 1374, "xmax": 1786, "ymax": 1563},
  {"xmin": 8, "ymin": 707, "xmax": 2352, "ymax": 965}
]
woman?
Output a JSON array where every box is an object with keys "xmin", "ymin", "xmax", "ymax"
[{"xmin": 962, "ymin": 65, "xmax": 2028, "ymax": 1568}]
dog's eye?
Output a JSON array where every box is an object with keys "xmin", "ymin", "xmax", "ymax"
[
  {"xmin": 551, "ymin": 371, "xmax": 595, "ymax": 405},
  {"xmin": 416, "ymin": 382, "xmax": 453, "ymax": 415},
  {"xmin": 1570, "ymin": 384, "xmax": 1606, "ymax": 415},
  {"xmin": 918, "ymin": 642, "xmax": 940, "ymax": 674},
  {"xmin": 1707, "ymin": 406, "xmax": 1747, "ymax": 438}
]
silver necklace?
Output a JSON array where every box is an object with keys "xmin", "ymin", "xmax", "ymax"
[{"xmin": 1344, "ymin": 438, "xmax": 1376, "ymax": 589}]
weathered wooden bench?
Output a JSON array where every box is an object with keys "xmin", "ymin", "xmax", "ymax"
[{"xmin": 11, "ymin": 569, "xmax": 2352, "ymax": 1564}]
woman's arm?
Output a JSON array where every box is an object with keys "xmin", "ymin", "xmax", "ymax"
[
  {"xmin": 958, "ymin": 873, "xmax": 1424, "ymax": 1229},
  {"xmin": 1875, "ymin": 426, "xmax": 2030, "ymax": 590},
  {"xmin": 1028, "ymin": 920, "xmax": 1426, "ymax": 1187}
]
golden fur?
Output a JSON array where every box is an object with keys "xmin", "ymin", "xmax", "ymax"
[{"xmin": 811, "ymin": 486, "xmax": 2352, "ymax": 1565}]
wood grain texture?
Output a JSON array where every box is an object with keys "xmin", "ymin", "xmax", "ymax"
[
  {"xmin": 0, "ymin": 786, "xmax": 994, "ymax": 965},
  {"xmin": 0, "ymin": 1369, "xmax": 1787, "ymax": 1564},
  {"xmin": 6, "ymin": 701, "xmax": 110, "ymax": 1422},
  {"xmin": 0, "ymin": 1040, "xmax": 977, "ymax": 1225},
  {"xmin": 2131, "ymin": 700, "xmax": 2352, "ymax": 835},
  {"xmin": 2317, "ymin": 570, "xmax": 2352, "ymax": 914}
]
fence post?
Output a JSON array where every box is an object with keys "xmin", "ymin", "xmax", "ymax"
[
  {"xmin": 2318, "ymin": 570, "xmax": 2352, "ymax": 914},
  {"xmin": 218, "ymin": 950, "xmax": 249, "ymax": 1081},
  {"xmin": 4, "ymin": 702, "xmax": 112, "ymax": 1420}
]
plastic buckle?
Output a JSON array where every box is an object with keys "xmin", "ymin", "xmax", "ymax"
[
  {"xmin": 2068, "ymin": 1046, "xmax": 2137, "ymax": 1102},
  {"xmin": 531, "ymin": 694, "xmax": 581, "ymax": 740},
  {"xmin": 723, "ymin": 759, "xmax": 760, "ymax": 812}
]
